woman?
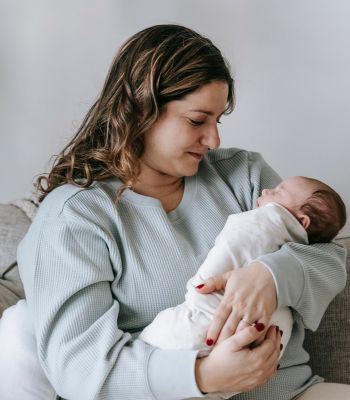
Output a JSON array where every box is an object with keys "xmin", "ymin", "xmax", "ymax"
[{"xmin": 16, "ymin": 24, "xmax": 349, "ymax": 399}]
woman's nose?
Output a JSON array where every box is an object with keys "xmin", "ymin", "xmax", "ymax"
[{"xmin": 201, "ymin": 125, "xmax": 220, "ymax": 149}]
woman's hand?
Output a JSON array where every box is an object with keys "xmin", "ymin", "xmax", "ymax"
[
  {"xmin": 196, "ymin": 261, "xmax": 277, "ymax": 344},
  {"xmin": 195, "ymin": 324, "xmax": 281, "ymax": 393}
]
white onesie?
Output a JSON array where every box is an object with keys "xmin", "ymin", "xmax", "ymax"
[{"xmin": 140, "ymin": 202, "xmax": 308, "ymax": 359}]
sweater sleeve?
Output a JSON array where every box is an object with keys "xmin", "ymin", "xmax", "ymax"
[
  {"xmin": 258, "ymin": 241, "xmax": 347, "ymax": 331},
  {"xmin": 17, "ymin": 213, "xmax": 204, "ymax": 400},
  {"xmin": 246, "ymin": 151, "xmax": 347, "ymax": 331}
]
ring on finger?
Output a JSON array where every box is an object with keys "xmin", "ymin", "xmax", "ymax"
[{"xmin": 241, "ymin": 316, "xmax": 256, "ymax": 326}]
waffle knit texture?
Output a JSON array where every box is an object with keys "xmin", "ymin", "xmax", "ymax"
[{"xmin": 17, "ymin": 148, "xmax": 347, "ymax": 400}]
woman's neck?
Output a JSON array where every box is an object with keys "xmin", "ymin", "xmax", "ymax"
[{"xmin": 132, "ymin": 165, "xmax": 184, "ymax": 212}]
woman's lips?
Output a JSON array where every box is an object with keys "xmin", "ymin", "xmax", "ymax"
[{"xmin": 188, "ymin": 152, "xmax": 204, "ymax": 161}]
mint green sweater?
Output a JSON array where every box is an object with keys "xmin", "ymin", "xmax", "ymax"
[{"xmin": 18, "ymin": 148, "xmax": 347, "ymax": 400}]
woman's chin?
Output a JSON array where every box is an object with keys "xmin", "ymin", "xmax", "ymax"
[
  {"xmin": 171, "ymin": 158, "xmax": 201, "ymax": 177},
  {"xmin": 181, "ymin": 164, "xmax": 200, "ymax": 177}
]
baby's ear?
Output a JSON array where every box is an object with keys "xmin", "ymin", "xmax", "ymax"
[{"xmin": 298, "ymin": 214, "xmax": 311, "ymax": 230}]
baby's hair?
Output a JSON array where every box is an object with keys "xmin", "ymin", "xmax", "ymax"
[{"xmin": 299, "ymin": 177, "xmax": 347, "ymax": 244}]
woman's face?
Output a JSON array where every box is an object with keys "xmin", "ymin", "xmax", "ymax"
[{"xmin": 140, "ymin": 81, "xmax": 229, "ymax": 181}]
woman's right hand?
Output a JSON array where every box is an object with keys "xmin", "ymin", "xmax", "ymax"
[{"xmin": 195, "ymin": 324, "xmax": 281, "ymax": 394}]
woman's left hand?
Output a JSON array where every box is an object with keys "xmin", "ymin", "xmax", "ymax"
[{"xmin": 196, "ymin": 261, "xmax": 277, "ymax": 345}]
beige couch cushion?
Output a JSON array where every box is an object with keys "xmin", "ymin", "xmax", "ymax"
[{"xmin": 304, "ymin": 237, "xmax": 350, "ymax": 384}]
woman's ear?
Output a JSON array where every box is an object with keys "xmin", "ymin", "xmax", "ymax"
[{"xmin": 298, "ymin": 214, "xmax": 311, "ymax": 230}]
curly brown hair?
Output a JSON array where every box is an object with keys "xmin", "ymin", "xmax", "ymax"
[{"xmin": 35, "ymin": 24, "xmax": 234, "ymax": 203}]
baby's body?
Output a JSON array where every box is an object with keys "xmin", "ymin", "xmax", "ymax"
[
  {"xmin": 140, "ymin": 176, "xmax": 346, "ymax": 399},
  {"xmin": 140, "ymin": 202, "xmax": 305, "ymax": 357}
]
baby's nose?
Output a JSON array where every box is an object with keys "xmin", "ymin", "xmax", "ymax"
[{"xmin": 262, "ymin": 188, "xmax": 269, "ymax": 196}]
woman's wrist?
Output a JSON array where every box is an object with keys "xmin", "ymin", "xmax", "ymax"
[{"xmin": 195, "ymin": 357, "xmax": 214, "ymax": 394}]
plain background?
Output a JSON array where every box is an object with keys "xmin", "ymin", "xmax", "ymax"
[{"xmin": 0, "ymin": 0, "xmax": 349, "ymax": 236}]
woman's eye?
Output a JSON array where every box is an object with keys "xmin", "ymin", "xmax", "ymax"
[{"xmin": 189, "ymin": 119, "xmax": 205, "ymax": 126}]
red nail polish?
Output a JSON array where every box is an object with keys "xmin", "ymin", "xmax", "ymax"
[
  {"xmin": 277, "ymin": 364, "xmax": 280, "ymax": 370},
  {"xmin": 254, "ymin": 323, "xmax": 265, "ymax": 332},
  {"xmin": 196, "ymin": 284, "xmax": 205, "ymax": 289},
  {"xmin": 280, "ymin": 330, "xmax": 284, "ymax": 337},
  {"xmin": 206, "ymin": 338, "xmax": 214, "ymax": 346},
  {"xmin": 280, "ymin": 344, "xmax": 283, "ymax": 350},
  {"xmin": 275, "ymin": 326, "xmax": 279, "ymax": 333}
]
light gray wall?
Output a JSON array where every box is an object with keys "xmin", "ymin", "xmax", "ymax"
[{"xmin": 1, "ymin": 0, "xmax": 349, "ymax": 236}]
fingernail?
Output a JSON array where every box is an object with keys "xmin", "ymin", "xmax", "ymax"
[
  {"xmin": 254, "ymin": 323, "xmax": 265, "ymax": 332},
  {"xmin": 280, "ymin": 344, "xmax": 283, "ymax": 350},
  {"xmin": 196, "ymin": 284, "xmax": 205, "ymax": 289},
  {"xmin": 280, "ymin": 330, "xmax": 283, "ymax": 337},
  {"xmin": 275, "ymin": 326, "xmax": 279, "ymax": 333},
  {"xmin": 206, "ymin": 338, "xmax": 214, "ymax": 346},
  {"xmin": 277, "ymin": 364, "xmax": 280, "ymax": 370}
]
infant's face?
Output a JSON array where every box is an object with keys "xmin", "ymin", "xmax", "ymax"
[{"xmin": 257, "ymin": 176, "xmax": 315, "ymax": 211}]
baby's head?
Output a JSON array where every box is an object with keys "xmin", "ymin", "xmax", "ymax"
[{"xmin": 257, "ymin": 176, "xmax": 347, "ymax": 244}]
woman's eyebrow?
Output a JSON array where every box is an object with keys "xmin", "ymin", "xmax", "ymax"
[
  {"xmin": 189, "ymin": 109, "xmax": 214, "ymax": 115},
  {"xmin": 189, "ymin": 109, "xmax": 225, "ymax": 118}
]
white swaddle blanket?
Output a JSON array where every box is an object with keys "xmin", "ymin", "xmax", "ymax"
[{"xmin": 140, "ymin": 202, "xmax": 308, "ymax": 359}]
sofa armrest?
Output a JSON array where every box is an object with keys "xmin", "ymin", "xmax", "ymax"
[{"xmin": 0, "ymin": 204, "xmax": 31, "ymax": 316}]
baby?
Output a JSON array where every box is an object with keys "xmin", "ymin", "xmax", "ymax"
[{"xmin": 140, "ymin": 176, "xmax": 347, "ymax": 380}]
